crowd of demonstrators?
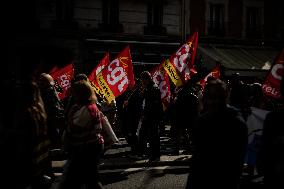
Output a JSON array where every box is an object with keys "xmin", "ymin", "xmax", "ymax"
[
  {"xmin": 59, "ymin": 80, "xmax": 104, "ymax": 189},
  {"xmin": 187, "ymin": 79, "xmax": 248, "ymax": 189},
  {"xmin": 2, "ymin": 47, "xmax": 284, "ymax": 189},
  {"xmin": 181, "ymin": 73, "xmax": 284, "ymax": 188},
  {"xmin": 257, "ymin": 74, "xmax": 284, "ymax": 189},
  {"xmin": 225, "ymin": 74, "xmax": 283, "ymax": 185}
]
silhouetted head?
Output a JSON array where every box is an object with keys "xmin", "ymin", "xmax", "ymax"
[
  {"xmin": 72, "ymin": 80, "xmax": 97, "ymax": 105},
  {"xmin": 248, "ymin": 82, "xmax": 264, "ymax": 107},
  {"xmin": 140, "ymin": 71, "xmax": 152, "ymax": 88},
  {"xmin": 203, "ymin": 79, "xmax": 229, "ymax": 112},
  {"xmin": 72, "ymin": 73, "xmax": 88, "ymax": 85},
  {"xmin": 249, "ymin": 83, "xmax": 263, "ymax": 98},
  {"xmin": 39, "ymin": 73, "xmax": 55, "ymax": 88},
  {"xmin": 140, "ymin": 71, "xmax": 151, "ymax": 80}
]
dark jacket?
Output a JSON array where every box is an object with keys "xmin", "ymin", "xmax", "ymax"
[
  {"xmin": 142, "ymin": 82, "xmax": 163, "ymax": 124},
  {"xmin": 175, "ymin": 87, "xmax": 199, "ymax": 128},
  {"xmin": 189, "ymin": 106, "xmax": 248, "ymax": 189},
  {"xmin": 258, "ymin": 108, "xmax": 284, "ymax": 188}
]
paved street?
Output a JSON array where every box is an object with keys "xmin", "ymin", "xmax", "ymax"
[
  {"xmin": 49, "ymin": 126, "xmax": 264, "ymax": 189},
  {"xmin": 51, "ymin": 165, "xmax": 189, "ymax": 189},
  {"xmin": 50, "ymin": 126, "xmax": 193, "ymax": 188},
  {"xmin": 51, "ymin": 134, "xmax": 192, "ymax": 172},
  {"xmin": 51, "ymin": 125, "xmax": 192, "ymax": 172}
]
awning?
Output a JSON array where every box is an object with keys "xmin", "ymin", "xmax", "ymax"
[{"xmin": 198, "ymin": 45, "xmax": 278, "ymax": 71}]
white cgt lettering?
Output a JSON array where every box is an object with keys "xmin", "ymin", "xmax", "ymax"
[
  {"xmin": 118, "ymin": 76, "xmax": 129, "ymax": 92},
  {"xmin": 271, "ymin": 64, "xmax": 284, "ymax": 80},
  {"xmin": 153, "ymin": 73, "xmax": 168, "ymax": 99},
  {"xmin": 107, "ymin": 59, "xmax": 129, "ymax": 92},
  {"xmin": 96, "ymin": 65, "xmax": 105, "ymax": 75},
  {"xmin": 60, "ymin": 74, "xmax": 70, "ymax": 89},
  {"xmin": 159, "ymin": 80, "xmax": 167, "ymax": 99},
  {"xmin": 173, "ymin": 45, "xmax": 190, "ymax": 73}
]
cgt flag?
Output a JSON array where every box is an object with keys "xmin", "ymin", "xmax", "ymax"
[
  {"xmin": 97, "ymin": 46, "xmax": 135, "ymax": 104},
  {"xmin": 199, "ymin": 64, "xmax": 221, "ymax": 89},
  {"xmin": 163, "ymin": 31, "xmax": 198, "ymax": 87},
  {"xmin": 151, "ymin": 62, "xmax": 171, "ymax": 111},
  {"xmin": 88, "ymin": 52, "xmax": 110, "ymax": 99},
  {"xmin": 262, "ymin": 49, "xmax": 284, "ymax": 100},
  {"xmin": 50, "ymin": 63, "xmax": 74, "ymax": 100}
]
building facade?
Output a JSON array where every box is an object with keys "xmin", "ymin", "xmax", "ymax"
[{"xmin": 7, "ymin": 0, "xmax": 284, "ymax": 79}]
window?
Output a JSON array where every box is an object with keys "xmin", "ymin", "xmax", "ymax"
[
  {"xmin": 208, "ymin": 3, "xmax": 225, "ymax": 36},
  {"xmin": 100, "ymin": 0, "xmax": 122, "ymax": 32},
  {"xmin": 52, "ymin": 0, "xmax": 78, "ymax": 28},
  {"xmin": 246, "ymin": 7, "xmax": 261, "ymax": 38},
  {"xmin": 102, "ymin": 0, "xmax": 119, "ymax": 26},
  {"xmin": 144, "ymin": 0, "xmax": 166, "ymax": 35},
  {"xmin": 147, "ymin": 0, "xmax": 163, "ymax": 27}
]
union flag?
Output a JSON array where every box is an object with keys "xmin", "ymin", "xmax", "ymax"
[
  {"xmin": 88, "ymin": 53, "xmax": 110, "ymax": 99},
  {"xmin": 163, "ymin": 31, "xmax": 199, "ymax": 87},
  {"xmin": 96, "ymin": 46, "xmax": 135, "ymax": 104},
  {"xmin": 262, "ymin": 49, "xmax": 284, "ymax": 99},
  {"xmin": 199, "ymin": 64, "xmax": 221, "ymax": 89},
  {"xmin": 151, "ymin": 62, "xmax": 171, "ymax": 110},
  {"xmin": 49, "ymin": 63, "xmax": 74, "ymax": 100}
]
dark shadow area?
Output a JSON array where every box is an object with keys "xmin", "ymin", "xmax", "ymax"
[{"xmin": 100, "ymin": 169, "xmax": 144, "ymax": 185}]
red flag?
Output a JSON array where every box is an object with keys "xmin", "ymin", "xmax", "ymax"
[
  {"xmin": 151, "ymin": 62, "xmax": 171, "ymax": 110},
  {"xmin": 50, "ymin": 63, "xmax": 74, "ymax": 100},
  {"xmin": 88, "ymin": 53, "xmax": 110, "ymax": 99},
  {"xmin": 163, "ymin": 31, "xmax": 199, "ymax": 87},
  {"xmin": 262, "ymin": 49, "xmax": 284, "ymax": 99},
  {"xmin": 97, "ymin": 46, "xmax": 135, "ymax": 103},
  {"xmin": 199, "ymin": 64, "xmax": 221, "ymax": 89},
  {"xmin": 88, "ymin": 52, "xmax": 109, "ymax": 84}
]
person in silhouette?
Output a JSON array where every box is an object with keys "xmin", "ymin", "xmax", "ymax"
[
  {"xmin": 187, "ymin": 79, "xmax": 248, "ymax": 189},
  {"xmin": 257, "ymin": 72, "xmax": 284, "ymax": 189}
]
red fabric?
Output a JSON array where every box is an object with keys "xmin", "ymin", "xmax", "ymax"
[
  {"xmin": 88, "ymin": 52, "xmax": 109, "ymax": 89},
  {"xmin": 262, "ymin": 49, "xmax": 284, "ymax": 100},
  {"xmin": 50, "ymin": 63, "xmax": 74, "ymax": 100},
  {"xmin": 151, "ymin": 63, "xmax": 171, "ymax": 110},
  {"xmin": 199, "ymin": 64, "xmax": 221, "ymax": 89},
  {"xmin": 99, "ymin": 45, "xmax": 135, "ymax": 98},
  {"xmin": 168, "ymin": 31, "xmax": 199, "ymax": 84}
]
